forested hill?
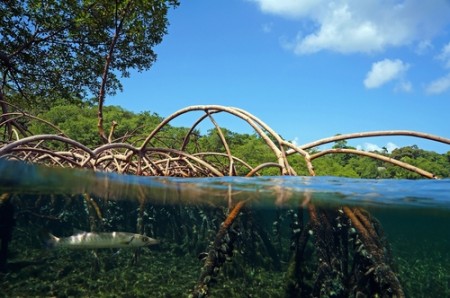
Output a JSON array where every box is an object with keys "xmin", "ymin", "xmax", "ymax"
[{"xmin": 28, "ymin": 104, "xmax": 450, "ymax": 179}]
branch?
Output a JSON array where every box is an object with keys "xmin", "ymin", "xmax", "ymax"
[
  {"xmin": 287, "ymin": 130, "xmax": 450, "ymax": 153},
  {"xmin": 139, "ymin": 105, "xmax": 294, "ymax": 175},
  {"xmin": 0, "ymin": 134, "xmax": 96, "ymax": 158},
  {"xmin": 205, "ymin": 111, "xmax": 235, "ymax": 176},
  {"xmin": 310, "ymin": 148, "xmax": 437, "ymax": 179},
  {"xmin": 97, "ymin": 0, "xmax": 134, "ymax": 143}
]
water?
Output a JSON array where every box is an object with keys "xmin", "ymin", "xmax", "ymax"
[{"xmin": 0, "ymin": 160, "xmax": 449, "ymax": 297}]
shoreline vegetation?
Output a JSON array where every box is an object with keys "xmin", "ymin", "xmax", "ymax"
[{"xmin": 1, "ymin": 102, "xmax": 449, "ymax": 180}]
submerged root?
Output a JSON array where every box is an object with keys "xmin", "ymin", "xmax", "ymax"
[
  {"xmin": 283, "ymin": 204, "xmax": 404, "ymax": 298},
  {"xmin": 308, "ymin": 205, "xmax": 347, "ymax": 297},
  {"xmin": 192, "ymin": 200, "xmax": 246, "ymax": 297},
  {"xmin": 343, "ymin": 207, "xmax": 405, "ymax": 297}
]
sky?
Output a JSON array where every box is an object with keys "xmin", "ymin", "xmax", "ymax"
[{"xmin": 109, "ymin": 0, "xmax": 450, "ymax": 153}]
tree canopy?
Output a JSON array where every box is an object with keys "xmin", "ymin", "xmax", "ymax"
[{"xmin": 0, "ymin": 0, "xmax": 179, "ymax": 139}]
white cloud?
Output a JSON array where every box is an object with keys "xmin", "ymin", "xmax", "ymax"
[
  {"xmin": 395, "ymin": 80, "xmax": 413, "ymax": 93},
  {"xmin": 248, "ymin": 0, "xmax": 320, "ymax": 18},
  {"xmin": 437, "ymin": 42, "xmax": 450, "ymax": 68},
  {"xmin": 249, "ymin": 0, "xmax": 450, "ymax": 54},
  {"xmin": 415, "ymin": 40, "xmax": 433, "ymax": 55},
  {"xmin": 425, "ymin": 73, "xmax": 450, "ymax": 94},
  {"xmin": 294, "ymin": 4, "xmax": 387, "ymax": 54},
  {"xmin": 386, "ymin": 142, "xmax": 399, "ymax": 153},
  {"xmin": 357, "ymin": 143, "xmax": 381, "ymax": 152},
  {"xmin": 357, "ymin": 142, "xmax": 398, "ymax": 153},
  {"xmin": 364, "ymin": 59, "xmax": 409, "ymax": 89}
]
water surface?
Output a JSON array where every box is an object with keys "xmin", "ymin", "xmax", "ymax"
[{"xmin": 0, "ymin": 160, "xmax": 449, "ymax": 297}]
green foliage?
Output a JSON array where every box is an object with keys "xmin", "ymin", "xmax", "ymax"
[
  {"xmin": 152, "ymin": 126, "xmax": 196, "ymax": 149},
  {"xmin": 0, "ymin": 0, "xmax": 179, "ymax": 109},
  {"xmin": 232, "ymin": 134, "xmax": 281, "ymax": 175},
  {"xmin": 313, "ymin": 156, "xmax": 359, "ymax": 178},
  {"xmin": 29, "ymin": 104, "xmax": 163, "ymax": 148},
  {"xmin": 332, "ymin": 138, "xmax": 352, "ymax": 149},
  {"xmin": 347, "ymin": 157, "xmax": 377, "ymax": 178},
  {"xmin": 387, "ymin": 146, "xmax": 450, "ymax": 178}
]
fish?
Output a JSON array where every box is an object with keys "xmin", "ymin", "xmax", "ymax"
[{"xmin": 45, "ymin": 230, "xmax": 160, "ymax": 249}]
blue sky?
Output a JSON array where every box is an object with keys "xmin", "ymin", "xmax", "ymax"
[{"xmin": 109, "ymin": 0, "xmax": 450, "ymax": 153}]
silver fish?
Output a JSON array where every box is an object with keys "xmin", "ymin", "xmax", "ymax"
[{"xmin": 46, "ymin": 231, "xmax": 160, "ymax": 249}]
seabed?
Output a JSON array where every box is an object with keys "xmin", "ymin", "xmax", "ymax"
[{"xmin": 1, "ymin": 204, "xmax": 449, "ymax": 298}]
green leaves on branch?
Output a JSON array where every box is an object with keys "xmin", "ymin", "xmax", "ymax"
[
  {"xmin": 29, "ymin": 104, "xmax": 164, "ymax": 147},
  {"xmin": 0, "ymin": 0, "xmax": 179, "ymax": 108}
]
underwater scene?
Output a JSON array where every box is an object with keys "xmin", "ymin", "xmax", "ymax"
[{"xmin": 1, "ymin": 160, "xmax": 450, "ymax": 297}]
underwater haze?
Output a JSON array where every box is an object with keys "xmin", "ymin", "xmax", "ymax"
[{"xmin": 0, "ymin": 160, "xmax": 449, "ymax": 297}]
